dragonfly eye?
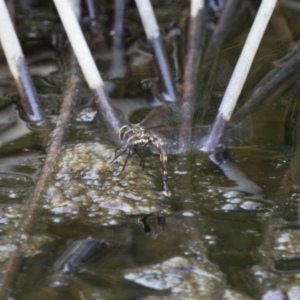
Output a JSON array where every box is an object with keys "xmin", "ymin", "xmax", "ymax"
[{"xmin": 118, "ymin": 125, "xmax": 129, "ymax": 139}]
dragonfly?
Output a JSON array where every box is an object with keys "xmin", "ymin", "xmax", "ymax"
[{"xmin": 111, "ymin": 99, "xmax": 253, "ymax": 198}]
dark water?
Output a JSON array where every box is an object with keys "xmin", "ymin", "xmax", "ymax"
[{"xmin": 0, "ymin": 1, "xmax": 300, "ymax": 299}]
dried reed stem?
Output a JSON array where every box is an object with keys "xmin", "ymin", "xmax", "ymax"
[{"xmin": 108, "ymin": 0, "xmax": 127, "ymax": 78}]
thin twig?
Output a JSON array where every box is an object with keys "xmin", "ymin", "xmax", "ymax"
[
  {"xmin": 201, "ymin": 0, "xmax": 278, "ymax": 153},
  {"xmin": 108, "ymin": 0, "xmax": 128, "ymax": 78},
  {"xmin": 0, "ymin": 48, "xmax": 79, "ymax": 299}
]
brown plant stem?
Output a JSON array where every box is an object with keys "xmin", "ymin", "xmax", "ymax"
[
  {"xmin": 108, "ymin": 0, "xmax": 128, "ymax": 78},
  {"xmin": 0, "ymin": 49, "xmax": 79, "ymax": 299}
]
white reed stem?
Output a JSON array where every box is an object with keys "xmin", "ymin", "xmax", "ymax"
[
  {"xmin": 0, "ymin": 0, "xmax": 48, "ymax": 123},
  {"xmin": 218, "ymin": 0, "xmax": 277, "ymax": 121},
  {"xmin": 135, "ymin": 0, "xmax": 176, "ymax": 101},
  {"xmin": 202, "ymin": 0, "xmax": 277, "ymax": 153},
  {"xmin": 53, "ymin": 0, "xmax": 104, "ymax": 89},
  {"xmin": 0, "ymin": 0, "xmax": 24, "ymax": 80},
  {"xmin": 134, "ymin": 0, "xmax": 160, "ymax": 39},
  {"xmin": 191, "ymin": 0, "xmax": 204, "ymax": 17}
]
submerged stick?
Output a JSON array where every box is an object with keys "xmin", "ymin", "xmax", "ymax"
[
  {"xmin": 0, "ymin": 0, "xmax": 47, "ymax": 125},
  {"xmin": 179, "ymin": 0, "xmax": 205, "ymax": 153},
  {"xmin": 53, "ymin": 0, "xmax": 127, "ymax": 143},
  {"xmin": 201, "ymin": 0, "xmax": 277, "ymax": 153},
  {"xmin": 135, "ymin": 0, "xmax": 176, "ymax": 102}
]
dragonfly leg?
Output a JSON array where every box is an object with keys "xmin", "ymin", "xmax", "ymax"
[
  {"xmin": 157, "ymin": 215, "xmax": 166, "ymax": 233},
  {"xmin": 132, "ymin": 146, "xmax": 146, "ymax": 171},
  {"xmin": 110, "ymin": 144, "xmax": 126, "ymax": 164},
  {"xmin": 137, "ymin": 214, "xmax": 152, "ymax": 233},
  {"xmin": 120, "ymin": 146, "xmax": 136, "ymax": 172},
  {"xmin": 112, "ymin": 144, "xmax": 145, "ymax": 172},
  {"xmin": 161, "ymin": 174, "xmax": 171, "ymax": 197}
]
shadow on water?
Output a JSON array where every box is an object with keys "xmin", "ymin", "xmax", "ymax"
[{"xmin": 1, "ymin": 0, "xmax": 300, "ymax": 299}]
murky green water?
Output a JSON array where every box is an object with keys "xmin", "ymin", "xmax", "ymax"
[{"xmin": 1, "ymin": 1, "xmax": 300, "ymax": 299}]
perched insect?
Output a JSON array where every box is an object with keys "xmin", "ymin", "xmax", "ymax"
[
  {"xmin": 110, "ymin": 98, "xmax": 252, "ymax": 197},
  {"xmin": 113, "ymin": 123, "xmax": 171, "ymax": 197}
]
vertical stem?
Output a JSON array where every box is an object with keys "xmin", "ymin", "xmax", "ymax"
[
  {"xmin": 0, "ymin": 0, "xmax": 47, "ymax": 125},
  {"xmin": 202, "ymin": 0, "xmax": 278, "ymax": 153},
  {"xmin": 135, "ymin": 0, "xmax": 176, "ymax": 102},
  {"xmin": 0, "ymin": 48, "xmax": 79, "ymax": 300},
  {"xmin": 112, "ymin": 0, "xmax": 127, "ymax": 50},
  {"xmin": 179, "ymin": 0, "xmax": 205, "ymax": 153},
  {"xmin": 108, "ymin": 0, "xmax": 127, "ymax": 78}
]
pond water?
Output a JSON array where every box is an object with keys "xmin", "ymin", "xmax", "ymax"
[{"xmin": 1, "ymin": 0, "xmax": 300, "ymax": 299}]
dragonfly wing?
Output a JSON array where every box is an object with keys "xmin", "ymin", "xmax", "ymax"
[
  {"xmin": 224, "ymin": 115, "xmax": 253, "ymax": 147},
  {"xmin": 139, "ymin": 102, "xmax": 181, "ymax": 129}
]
